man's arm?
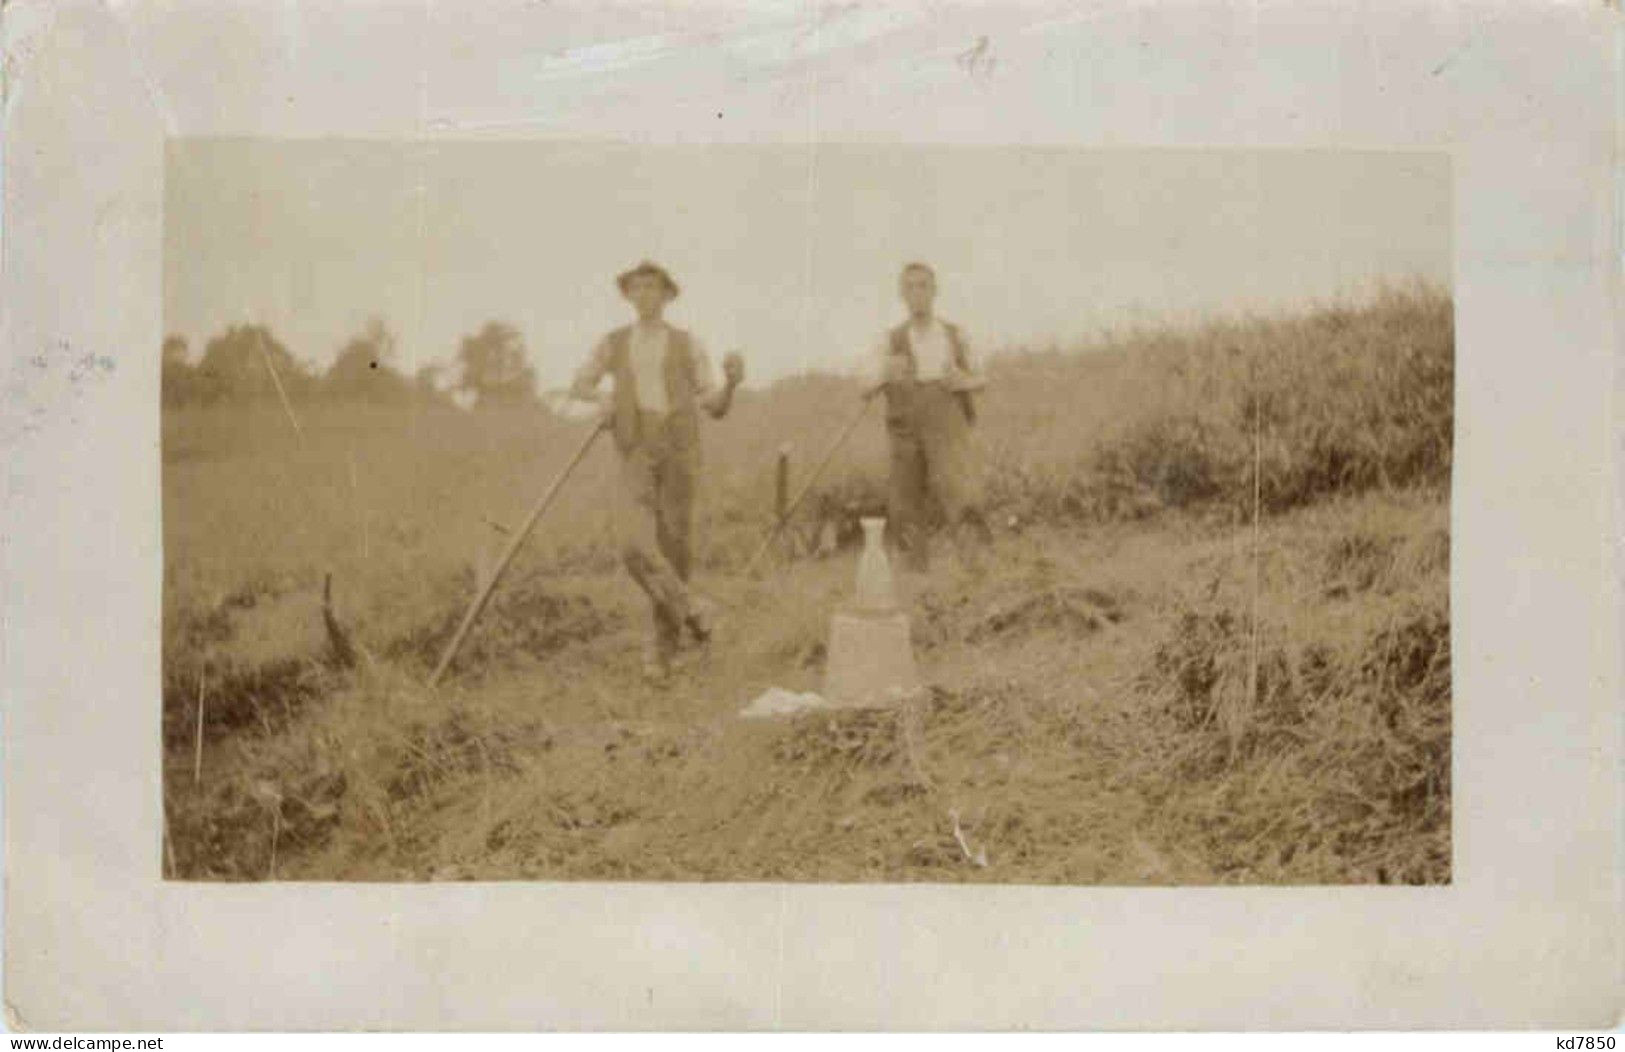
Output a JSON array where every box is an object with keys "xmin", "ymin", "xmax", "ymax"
[
  {"xmin": 568, "ymin": 338, "xmax": 617, "ymax": 426},
  {"xmin": 946, "ymin": 327, "xmax": 987, "ymax": 393},
  {"xmin": 859, "ymin": 337, "xmax": 895, "ymax": 400},
  {"xmin": 569, "ymin": 338, "xmax": 612, "ymax": 402},
  {"xmin": 693, "ymin": 339, "xmax": 743, "ymax": 418}
]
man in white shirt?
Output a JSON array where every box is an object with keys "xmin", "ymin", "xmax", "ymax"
[
  {"xmin": 860, "ymin": 262, "xmax": 991, "ymax": 572},
  {"xmin": 571, "ymin": 261, "xmax": 744, "ymax": 683}
]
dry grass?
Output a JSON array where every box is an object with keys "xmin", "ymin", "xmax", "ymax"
[{"xmin": 162, "ymin": 284, "xmax": 1452, "ymax": 884}]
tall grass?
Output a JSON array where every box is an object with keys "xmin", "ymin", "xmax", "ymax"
[
  {"xmin": 708, "ymin": 282, "xmax": 1453, "ymax": 548},
  {"xmin": 162, "ymin": 284, "xmax": 1453, "ymax": 883},
  {"xmin": 163, "ymin": 283, "xmax": 1450, "ymax": 607}
]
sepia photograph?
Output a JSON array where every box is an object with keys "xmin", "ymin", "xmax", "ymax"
[
  {"xmin": 10, "ymin": 0, "xmax": 1621, "ymax": 1032},
  {"xmin": 160, "ymin": 141, "xmax": 1453, "ymax": 886}
]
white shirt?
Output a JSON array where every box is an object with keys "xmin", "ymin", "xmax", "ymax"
[
  {"xmin": 859, "ymin": 318, "xmax": 977, "ymax": 388},
  {"xmin": 573, "ymin": 323, "xmax": 716, "ymax": 415},
  {"xmin": 628, "ymin": 325, "xmax": 673, "ymax": 414}
]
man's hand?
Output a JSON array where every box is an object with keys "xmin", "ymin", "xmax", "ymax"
[
  {"xmin": 702, "ymin": 353, "xmax": 744, "ymax": 420},
  {"xmin": 945, "ymin": 367, "xmax": 987, "ymax": 393}
]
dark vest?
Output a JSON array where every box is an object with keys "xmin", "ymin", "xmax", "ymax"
[
  {"xmin": 884, "ymin": 321, "xmax": 977, "ymax": 426},
  {"xmin": 605, "ymin": 325, "xmax": 699, "ymax": 454}
]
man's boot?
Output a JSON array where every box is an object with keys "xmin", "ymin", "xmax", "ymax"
[
  {"xmin": 643, "ymin": 614, "xmax": 680, "ymax": 686},
  {"xmin": 684, "ymin": 594, "xmax": 716, "ymax": 646},
  {"xmin": 641, "ymin": 643, "xmax": 672, "ymax": 686}
]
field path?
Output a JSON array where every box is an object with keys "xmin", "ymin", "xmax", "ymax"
[
  {"xmin": 170, "ymin": 494, "xmax": 1449, "ymax": 886},
  {"xmin": 279, "ymin": 519, "xmax": 1223, "ymax": 883}
]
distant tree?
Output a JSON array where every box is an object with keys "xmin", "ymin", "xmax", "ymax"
[
  {"xmin": 454, "ymin": 321, "xmax": 539, "ymax": 409},
  {"xmin": 322, "ymin": 317, "xmax": 412, "ymax": 404},
  {"xmin": 161, "ymin": 334, "xmax": 199, "ymax": 407},
  {"xmin": 413, "ymin": 362, "xmax": 458, "ymax": 409},
  {"xmin": 414, "ymin": 362, "xmax": 444, "ymax": 393},
  {"xmin": 195, "ymin": 324, "xmax": 313, "ymax": 405}
]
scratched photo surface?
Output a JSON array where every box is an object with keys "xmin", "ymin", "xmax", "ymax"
[{"xmin": 161, "ymin": 141, "xmax": 1452, "ymax": 884}]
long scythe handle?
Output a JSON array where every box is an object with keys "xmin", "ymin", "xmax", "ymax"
[
  {"xmin": 743, "ymin": 394, "xmax": 874, "ymax": 575},
  {"xmin": 428, "ymin": 421, "xmax": 605, "ymax": 687}
]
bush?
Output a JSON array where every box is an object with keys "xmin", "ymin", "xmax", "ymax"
[
  {"xmin": 801, "ymin": 284, "xmax": 1453, "ymax": 535},
  {"xmin": 386, "ymin": 570, "xmax": 623, "ymax": 682},
  {"xmin": 1138, "ymin": 566, "xmax": 1450, "ymax": 883}
]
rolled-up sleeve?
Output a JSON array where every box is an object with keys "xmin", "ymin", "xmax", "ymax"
[
  {"xmin": 854, "ymin": 336, "xmax": 889, "ymax": 390},
  {"xmin": 570, "ymin": 337, "xmax": 612, "ymax": 400},
  {"xmin": 689, "ymin": 337, "xmax": 718, "ymax": 399},
  {"xmin": 956, "ymin": 327, "xmax": 980, "ymax": 374}
]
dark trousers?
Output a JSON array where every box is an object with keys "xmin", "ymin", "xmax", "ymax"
[
  {"xmin": 885, "ymin": 381, "xmax": 987, "ymax": 570},
  {"xmin": 613, "ymin": 412, "xmax": 697, "ymax": 658}
]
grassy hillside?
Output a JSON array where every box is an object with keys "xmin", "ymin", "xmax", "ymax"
[{"xmin": 162, "ymin": 284, "xmax": 1453, "ymax": 884}]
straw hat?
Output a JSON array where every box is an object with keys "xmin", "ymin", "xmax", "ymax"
[{"xmin": 616, "ymin": 260, "xmax": 680, "ymax": 298}]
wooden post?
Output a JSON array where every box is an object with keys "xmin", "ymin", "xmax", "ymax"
[
  {"xmin": 744, "ymin": 396, "xmax": 873, "ymax": 575},
  {"xmin": 775, "ymin": 444, "xmax": 791, "ymax": 552},
  {"xmin": 193, "ymin": 666, "xmax": 206, "ymax": 786}
]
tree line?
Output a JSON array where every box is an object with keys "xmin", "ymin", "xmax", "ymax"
[{"xmin": 161, "ymin": 318, "xmax": 543, "ymax": 410}]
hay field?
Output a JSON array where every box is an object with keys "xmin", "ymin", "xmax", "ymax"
[{"xmin": 162, "ymin": 285, "xmax": 1452, "ymax": 884}]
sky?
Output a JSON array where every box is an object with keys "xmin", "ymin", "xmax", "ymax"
[{"xmin": 164, "ymin": 141, "xmax": 1450, "ymax": 390}]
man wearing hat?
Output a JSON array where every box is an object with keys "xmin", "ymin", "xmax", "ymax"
[
  {"xmin": 571, "ymin": 261, "xmax": 744, "ymax": 683},
  {"xmin": 860, "ymin": 261, "xmax": 992, "ymax": 572}
]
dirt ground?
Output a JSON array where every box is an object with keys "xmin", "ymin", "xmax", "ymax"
[
  {"xmin": 165, "ymin": 491, "xmax": 1448, "ymax": 886},
  {"xmin": 161, "ymin": 289, "xmax": 1452, "ymax": 885}
]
